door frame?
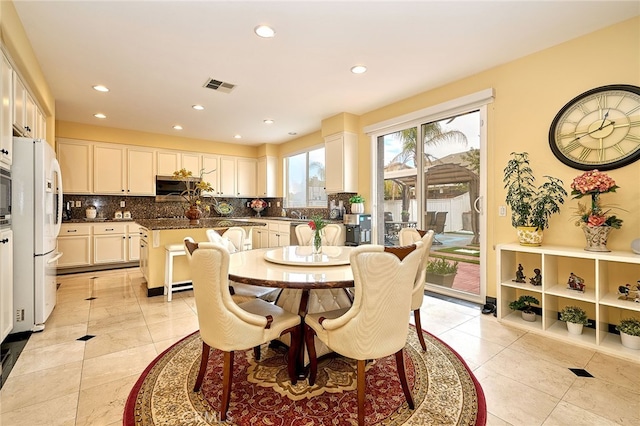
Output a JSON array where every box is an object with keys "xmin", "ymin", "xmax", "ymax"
[{"xmin": 365, "ymin": 89, "xmax": 494, "ymax": 304}]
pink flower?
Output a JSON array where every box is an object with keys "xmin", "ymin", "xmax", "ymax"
[{"xmin": 587, "ymin": 215, "xmax": 607, "ymax": 227}]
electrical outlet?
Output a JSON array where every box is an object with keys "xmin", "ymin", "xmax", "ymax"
[
  {"xmin": 268, "ymin": 202, "xmax": 271, "ymax": 207},
  {"xmin": 276, "ymin": 201, "xmax": 280, "ymax": 207},
  {"xmin": 499, "ymin": 206, "xmax": 507, "ymax": 217},
  {"xmin": 120, "ymin": 201, "xmax": 126, "ymax": 207},
  {"xmin": 75, "ymin": 201, "xmax": 82, "ymax": 207}
]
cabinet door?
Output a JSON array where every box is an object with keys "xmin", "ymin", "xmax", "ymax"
[
  {"xmin": 57, "ymin": 235, "xmax": 92, "ymax": 267},
  {"xmin": 127, "ymin": 148, "xmax": 155, "ymax": 195},
  {"xmin": 257, "ymin": 156, "xmax": 276, "ymax": 197},
  {"xmin": 236, "ymin": 158, "xmax": 257, "ymax": 197},
  {"xmin": 219, "ymin": 156, "xmax": 236, "ymax": 196},
  {"xmin": 94, "ymin": 234, "xmax": 127, "ymax": 264},
  {"xmin": 25, "ymin": 92, "xmax": 36, "ymax": 138},
  {"xmin": 1, "ymin": 55, "xmax": 13, "ymax": 166},
  {"xmin": 201, "ymin": 154, "xmax": 220, "ymax": 196},
  {"xmin": 325, "ymin": 132, "xmax": 357, "ymax": 193},
  {"xmin": 57, "ymin": 140, "xmax": 92, "ymax": 194},
  {"xmin": 127, "ymin": 223, "xmax": 141, "ymax": 261},
  {"xmin": 157, "ymin": 150, "xmax": 180, "ymax": 176},
  {"xmin": 12, "ymin": 72, "xmax": 26, "ymax": 134},
  {"xmin": 140, "ymin": 237, "xmax": 149, "ymax": 280},
  {"xmin": 1, "ymin": 229, "xmax": 13, "ymax": 341},
  {"xmin": 181, "ymin": 152, "xmax": 201, "ymax": 175},
  {"xmin": 36, "ymin": 108, "xmax": 46, "ymax": 140},
  {"xmin": 94, "ymin": 145, "xmax": 125, "ymax": 194}
]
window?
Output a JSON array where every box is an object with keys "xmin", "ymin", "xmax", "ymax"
[{"xmin": 285, "ymin": 146, "xmax": 327, "ymax": 208}]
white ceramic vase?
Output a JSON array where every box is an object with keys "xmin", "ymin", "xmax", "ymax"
[
  {"xmin": 620, "ymin": 332, "xmax": 640, "ymax": 350},
  {"xmin": 521, "ymin": 311, "xmax": 536, "ymax": 322},
  {"xmin": 351, "ymin": 202, "xmax": 364, "ymax": 214},
  {"xmin": 566, "ymin": 322, "xmax": 584, "ymax": 335}
]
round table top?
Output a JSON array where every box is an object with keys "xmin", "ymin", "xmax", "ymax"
[
  {"xmin": 228, "ymin": 247, "xmax": 354, "ymax": 289},
  {"xmin": 263, "ymin": 245, "xmax": 351, "ymax": 266}
]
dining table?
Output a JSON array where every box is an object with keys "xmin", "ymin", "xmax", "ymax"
[{"xmin": 228, "ymin": 245, "xmax": 355, "ymax": 377}]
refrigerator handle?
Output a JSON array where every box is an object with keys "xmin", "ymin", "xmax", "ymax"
[
  {"xmin": 48, "ymin": 251, "xmax": 64, "ymax": 264},
  {"xmin": 53, "ymin": 158, "xmax": 64, "ymax": 237}
]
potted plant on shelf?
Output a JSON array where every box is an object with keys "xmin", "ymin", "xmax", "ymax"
[
  {"xmin": 503, "ymin": 152, "xmax": 568, "ymax": 246},
  {"xmin": 559, "ymin": 305, "xmax": 591, "ymax": 335},
  {"xmin": 349, "ymin": 194, "xmax": 365, "ymax": 214},
  {"xmin": 426, "ymin": 257, "xmax": 458, "ymax": 287},
  {"xmin": 401, "ymin": 210, "xmax": 410, "ymax": 222},
  {"xmin": 508, "ymin": 295, "xmax": 540, "ymax": 322},
  {"xmin": 616, "ymin": 318, "xmax": 640, "ymax": 350}
]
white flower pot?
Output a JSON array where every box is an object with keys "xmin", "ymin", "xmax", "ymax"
[
  {"xmin": 521, "ymin": 311, "xmax": 536, "ymax": 322},
  {"xmin": 620, "ymin": 332, "xmax": 640, "ymax": 350},
  {"xmin": 351, "ymin": 202, "xmax": 364, "ymax": 214},
  {"xmin": 566, "ymin": 322, "xmax": 584, "ymax": 335}
]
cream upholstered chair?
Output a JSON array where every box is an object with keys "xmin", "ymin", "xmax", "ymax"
[
  {"xmin": 295, "ymin": 223, "xmax": 343, "ymax": 246},
  {"xmin": 398, "ymin": 228, "xmax": 435, "ymax": 351},
  {"xmin": 206, "ymin": 228, "xmax": 279, "ymax": 303},
  {"xmin": 304, "ymin": 242, "xmax": 424, "ymax": 426},
  {"xmin": 184, "ymin": 239, "xmax": 301, "ymax": 422}
]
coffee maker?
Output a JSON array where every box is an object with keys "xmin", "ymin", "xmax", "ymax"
[{"xmin": 343, "ymin": 214, "xmax": 371, "ymax": 246}]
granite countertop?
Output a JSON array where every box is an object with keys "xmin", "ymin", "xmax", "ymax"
[{"xmin": 134, "ymin": 218, "xmax": 268, "ymax": 230}]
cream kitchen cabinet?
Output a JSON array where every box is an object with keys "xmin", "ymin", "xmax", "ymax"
[
  {"xmin": 127, "ymin": 223, "xmax": 141, "ymax": 261},
  {"xmin": 218, "ymin": 156, "xmax": 257, "ymax": 197},
  {"xmin": 257, "ymin": 156, "xmax": 277, "ymax": 197},
  {"xmin": 201, "ymin": 154, "xmax": 220, "ymax": 196},
  {"xmin": 1, "ymin": 229, "xmax": 13, "ymax": 342},
  {"xmin": 1, "ymin": 54, "xmax": 12, "ymax": 167},
  {"xmin": 93, "ymin": 144, "xmax": 155, "ymax": 195},
  {"xmin": 139, "ymin": 226, "xmax": 150, "ymax": 281},
  {"xmin": 268, "ymin": 221, "xmax": 290, "ymax": 247},
  {"xmin": 251, "ymin": 223, "xmax": 270, "ymax": 249},
  {"xmin": 12, "ymin": 72, "xmax": 37, "ymax": 138},
  {"xmin": 93, "ymin": 223, "xmax": 127, "ymax": 264},
  {"xmin": 324, "ymin": 132, "xmax": 358, "ymax": 193},
  {"xmin": 218, "ymin": 156, "xmax": 236, "ymax": 197},
  {"xmin": 57, "ymin": 139, "xmax": 92, "ymax": 194},
  {"xmin": 57, "ymin": 223, "xmax": 92, "ymax": 268},
  {"xmin": 157, "ymin": 150, "xmax": 201, "ymax": 176}
]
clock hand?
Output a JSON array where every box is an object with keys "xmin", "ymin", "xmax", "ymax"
[
  {"xmin": 598, "ymin": 109, "xmax": 610, "ymax": 130},
  {"xmin": 569, "ymin": 120, "xmax": 615, "ymax": 143}
]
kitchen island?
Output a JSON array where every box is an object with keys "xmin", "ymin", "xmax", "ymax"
[{"xmin": 136, "ymin": 218, "xmax": 266, "ymax": 296}]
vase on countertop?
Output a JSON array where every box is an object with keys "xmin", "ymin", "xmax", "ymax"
[
  {"xmin": 185, "ymin": 205, "xmax": 202, "ymax": 225},
  {"xmin": 582, "ymin": 226, "xmax": 612, "ymax": 252}
]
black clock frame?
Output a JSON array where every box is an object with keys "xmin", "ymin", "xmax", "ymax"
[{"xmin": 548, "ymin": 84, "xmax": 640, "ymax": 171}]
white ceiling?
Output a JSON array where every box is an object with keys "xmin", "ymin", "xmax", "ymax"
[{"xmin": 13, "ymin": 1, "xmax": 639, "ymax": 146}]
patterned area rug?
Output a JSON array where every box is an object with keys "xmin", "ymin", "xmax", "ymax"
[{"xmin": 124, "ymin": 326, "xmax": 486, "ymax": 425}]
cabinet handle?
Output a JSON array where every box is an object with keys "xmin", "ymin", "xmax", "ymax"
[
  {"xmin": 67, "ymin": 229, "xmax": 77, "ymax": 233},
  {"xmin": 1, "ymin": 238, "xmax": 8, "ymax": 244},
  {"xmin": 0, "ymin": 149, "xmax": 8, "ymax": 155},
  {"xmin": 122, "ymin": 189, "xmax": 125, "ymax": 192},
  {"xmin": 106, "ymin": 228, "xmax": 114, "ymax": 231}
]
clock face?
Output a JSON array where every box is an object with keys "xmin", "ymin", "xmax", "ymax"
[{"xmin": 549, "ymin": 84, "xmax": 640, "ymax": 170}]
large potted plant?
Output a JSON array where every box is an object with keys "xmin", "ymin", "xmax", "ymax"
[
  {"xmin": 503, "ymin": 152, "xmax": 568, "ymax": 246},
  {"xmin": 559, "ymin": 305, "xmax": 591, "ymax": 335},
  {"xmin": 426, "ymin": 257, "xmax": 458, "ymax": 287},
  {"xmin": 616, "ymin": 318, "xmax": 640, "ymax": 350},
  {"xmin": 508, "ymin": 295, "xmax": 539, "ymax": 322}
]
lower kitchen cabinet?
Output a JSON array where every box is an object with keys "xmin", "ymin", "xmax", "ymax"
[
  {"xmin": 94, "ymin": 223, "xmax": 127, "ymax": 264},
  {"xmin": 57, "ymin": 224, "xmax": 92, "ymax": 268},
  {"xmin": 1, "ymin": 228, "xmax": 13, "ymax": 342},
  {"xmin": 128, "ymin": 224, "xmax": 141, "ymax": 261}
]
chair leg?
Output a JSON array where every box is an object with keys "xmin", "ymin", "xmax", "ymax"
[
  {"xmin": 357, "ymin": 359, "xmax": 366, "ymax": 426},
  {"xmin": 253, "ymin": 345, "xmax": 261, "ymax": 361},
  {"xmin": 285, "ymin": 327, "xmax": 299, "ymax": 385},
  {"xmin": 413, "ymin": 309, "xmax": 427, "ymax": 351},
  {"xmin": 220, "ymin": 351, "xmax": 234, "ymax": 421},
  {"xmin": 305, "ymin": 324, "xmax": 318, "ymax": 386},
  {"xmin": 395, "ymin": 349, "xmax": 414, "ymax": 409},
  {"xmin": 193, "ymin": 341, "xmax": 210, "ymax": 392}
]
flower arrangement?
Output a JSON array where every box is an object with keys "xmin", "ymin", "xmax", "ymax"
[
  {"xmin": 570, "ymin": 170, "xmax": 622, "ymax": 229},
  {"xmin": 172, "ymin": 168, "xmax": 213, "ymax": 209},
  {"xmin": 426, "ymin": 257, "xmax": 458, "ymax": 275},
  {"xmin": 250, "ymin": 199, "xmax": 267, "ymax": 210},
  {"xmin": 308, "ymin": 214, "xmax": 326, "ymax": 254}
]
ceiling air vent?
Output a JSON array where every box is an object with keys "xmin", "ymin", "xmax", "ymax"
[{"xmin": 203, "ymin": 78, "xmax": 236, "ymax": 93}]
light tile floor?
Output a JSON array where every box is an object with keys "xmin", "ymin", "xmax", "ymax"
[{"xmin": 1, "ymin": 268, "xmax": 639, "ymax": 425}]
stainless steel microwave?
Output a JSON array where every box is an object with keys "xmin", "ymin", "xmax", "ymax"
[
  {"xmin": 155, "ymin": 175, "xmax": 199, "ymax": 202},
  {"xmin": 0, "ymin": 167, "xmax": 11, "ymax": 227}
]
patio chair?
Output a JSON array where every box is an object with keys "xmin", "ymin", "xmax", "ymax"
[{"xmin": 426, "ymin": 211, "xmax": 447, "ymax": 245}]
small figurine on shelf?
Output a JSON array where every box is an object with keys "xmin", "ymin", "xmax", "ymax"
[
  {"xmin": 529, "ymin": 268, "xmax": 542, "ymax": 286},
  {"xmin": 618, "ymin": 284, "xmax": 631, "ymax": 300},
  {"xmin": 513, "ymin": 264, "xmax": 526, "ymax": 283},
  {"xmin": 567, "ymin": 272, "xmax": 585, "ymax": 292}
]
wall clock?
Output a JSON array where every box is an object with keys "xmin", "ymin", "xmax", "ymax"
[{"xmin": 549, "ymin": 84, "xmax": 640, "ymax": 170}]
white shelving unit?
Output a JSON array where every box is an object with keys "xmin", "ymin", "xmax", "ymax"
[{"xmin": 497, "ymin": 243, "xmax": 640, "ymax": 361}]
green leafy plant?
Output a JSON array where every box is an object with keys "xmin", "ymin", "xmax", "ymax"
[
  {"xmin": 349, "ymin": 194, "xmax": 365, "ymax": 203},
  {"xmin": 508, "ymin": 295, "xmax": 539, "ymax": 314},
  {"xmin": 503, "ymin": 152, "xmax": 568, "ymax": 230},
  {"xmin": 559, "ymin": 306, "xmax": 591, "ymax": 325},
  {"xmin": 616, "ymin": 318, "xmax": 640, "ymax": 336},
  {"xmin": 426, "ymin": 257, "xmax": 458, "ymax": 275}
]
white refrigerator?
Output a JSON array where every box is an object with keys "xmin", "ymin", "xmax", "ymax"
[{"xmin": 11, "ymin": 137, "xmax": 63, "ymax": 333}]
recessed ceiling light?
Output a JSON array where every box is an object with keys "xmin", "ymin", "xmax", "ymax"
[
  {"xmin": 254, "ymin": 25, "xmax": 275, "ymax": 38},
  {"xmin": 173, "ymin": 125, "xmax": 183, "ymax": 130},
  {"xmin": 350, "ymin": 65, "xmax": 367, "ymax": 74},
  {"xmin": 234, "ymin": 134, "xmax": 242, "ymax": 139},
  {"xmin": 192, "ymin": 104, "xmax": 204, "ymax": 111},
  {"xmin": 263, "ymin": 119, "xmax": 274, "ymax": 124},
  {"xmin": 94, "ymin": 113, "xmax": 106, "ymax": 119},
  {"xmin": 92, "ymin": 85, "xmax": 109, "ymax": 92}
]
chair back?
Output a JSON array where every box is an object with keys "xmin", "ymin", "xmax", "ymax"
[
  {"xmin": 295, "ymin": 224, "xmax": 314, "ymax": 246},
  {"xmin": 321, "ymin": 242, "xmax": 424, "ymax": 360},
  {"xmin": 399, "ymin": 229, "xmax": 435, "ymax": 309},
  {"xmin": 183, "ymin": 239, "xmax": 272, "ymax": 351},
  {"xmin": 206, "ymin": 229, "xmax": 237, "ymax": 253},
  {"xmin": 428, "ymin": 212, "xmax": 447, "ymax": 234},
  {"xmin": 222, "ymin": 227, "xmax": 245, "ymax": 252},
  {"xmin": 296, "ymin": 223, "xmax": 343, "ymax": 246}
]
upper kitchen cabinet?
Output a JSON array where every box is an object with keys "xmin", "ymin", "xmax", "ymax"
[
  {"xmin": 57, "ymin": 139, "xmax": 92, "ymax": 194},
  {"xmin": 156, "ymin": 150, "xmax": 201, "ymax": 176},
  {"xmin": 0, "ymin": 54, "xmax": 12, "ymax": 167},
  {"xmin": 12, "ymin": 72, "xmax": 37, "ymax": 138},
  {"xmin": 324, "ymin": 132, "xmax": 358, "ymax": 193},
  {"xmin": 93, "ymin": 144, "xmax": 155, "ymax": 195},
  {"xmin": 201, "ymin": 154, "xmax": 220, "ymax": 196},
  {"xmin": 257, "ymin": 156, "xmax": 277, "ymax": 197},
  {"xmin": 218, "ymin": 156, "xmax": 257, "ymax": 197}
]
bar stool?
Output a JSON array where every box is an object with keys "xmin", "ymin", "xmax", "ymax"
[{"xmin": 164, "ymin": 243, "xmax": 192, "ymax": 301}]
